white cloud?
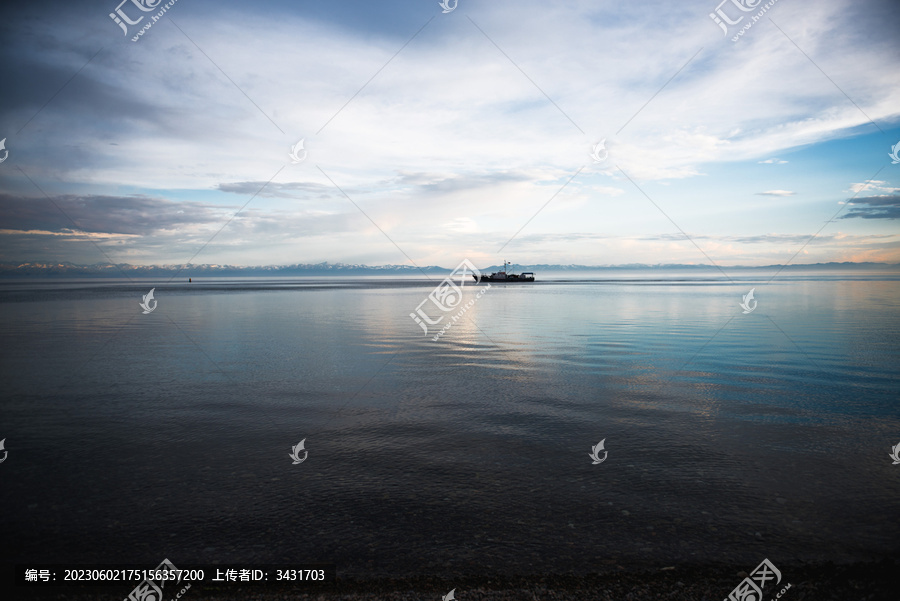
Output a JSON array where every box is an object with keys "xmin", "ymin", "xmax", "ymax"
[
  {"xmin": 3, "ymin": 0, "xmax": 899, "ymax": 265},
  {"xmin": 9, "ymin": 0, "xmax": 898, "ymax": 189},
  {"xmin": 756, "ymin": 190, "xmax": 796, "ymax": 196},
  {"xmin": 848, "ymin": 181, "xmax": 900, "ymax": 195}
]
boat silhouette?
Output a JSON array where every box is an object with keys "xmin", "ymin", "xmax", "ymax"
[{"xmin": 474, "ymin": 261, "xmax": 535, "ymax": 283}]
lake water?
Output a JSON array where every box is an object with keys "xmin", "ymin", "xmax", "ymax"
[{"xmin": 1, "ymin": 272, "xmax": 899, "ymax": 578}]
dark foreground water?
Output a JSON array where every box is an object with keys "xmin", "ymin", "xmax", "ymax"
[{"xmin": 1, "ymin": 273, "xmax": 899, "ymax": 581}]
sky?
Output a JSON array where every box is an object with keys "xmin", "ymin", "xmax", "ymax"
[{"xmin": 0, "ymin": 0, "xmax": 899, "ymax": 268}]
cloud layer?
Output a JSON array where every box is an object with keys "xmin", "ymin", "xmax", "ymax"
[{"xmin": 1, "ymin": 0, "xmax": 899, "ymax": 266}]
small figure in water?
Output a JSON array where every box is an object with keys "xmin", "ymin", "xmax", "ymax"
[{"xmin": 189, "ymin": 278, "xmax": 191, "ymax": 282}]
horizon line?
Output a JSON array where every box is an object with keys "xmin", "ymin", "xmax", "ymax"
[{"xmin": 3, "ymin": 260, "xmax": 899, "ymax": 270}]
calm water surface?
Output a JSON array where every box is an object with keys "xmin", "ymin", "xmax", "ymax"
[{"xmin": 1, "ymin": 274, "xmax": 899, "ymax": 577}]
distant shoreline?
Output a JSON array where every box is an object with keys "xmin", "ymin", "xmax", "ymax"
[{"xmin": 1, "ymin": 261, "xmax": 898, "ymax": 279}]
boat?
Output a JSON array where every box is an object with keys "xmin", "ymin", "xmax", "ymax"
[{"xmin": 473, "ymin": 261, "xmax": 535, "ymax": 283}]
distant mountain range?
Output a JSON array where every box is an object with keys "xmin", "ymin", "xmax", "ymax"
[{"xmin": 1, "ymin": 261, "xmax": 897, "ymax": 278}]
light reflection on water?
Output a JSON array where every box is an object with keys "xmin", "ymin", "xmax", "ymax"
[{"xmin": 1, "ymin": 276, "xmax": 898, "ymax": 576}]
